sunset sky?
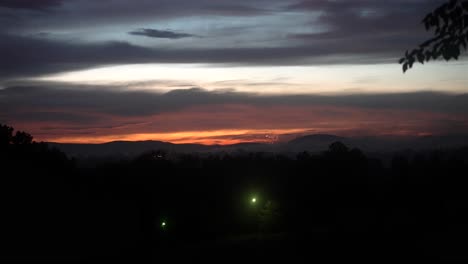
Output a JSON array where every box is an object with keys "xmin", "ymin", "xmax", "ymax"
[{"xmin": 1, "ymin": 0, "xmax": 467, "ymax": 144}]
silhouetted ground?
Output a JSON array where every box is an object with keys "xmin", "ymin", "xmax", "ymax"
[{"xmin": 2, "ymin": 124, "xmax": 468, "ymax": 262}]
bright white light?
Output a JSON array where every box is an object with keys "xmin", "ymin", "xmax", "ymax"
[{"xmin": 34, "ymin": 61, "xmax": 468, "ymax": 95}]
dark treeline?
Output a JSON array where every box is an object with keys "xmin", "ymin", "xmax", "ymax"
[{"xmin": 2, "ymin": 124, "xmax": 468, "ymax": 262}]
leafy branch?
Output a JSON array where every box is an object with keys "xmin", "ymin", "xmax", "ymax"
[{"xmin": 400, "ymin": 0, "xmax": 468, "ymax": 72}]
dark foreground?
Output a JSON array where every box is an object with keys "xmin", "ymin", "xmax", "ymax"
[
  {"xmin": 4, "ymin": 227, "xmax": 468, "ymax": 263},
  {"xmin": 3, "ymin": 153, "xmax": 468, "ymax": 263},
  {"xmin": 2, "ymin": 125, "xmax": 468, "ymax": 262}
]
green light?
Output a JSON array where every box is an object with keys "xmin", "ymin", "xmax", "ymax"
[
  {"xmin": 251, "ymin": 197, "xmax": 257, "ymax": 203},
  {"xmin": 161, "ymin": 221, "xmax": 166, "ymax": 228}
]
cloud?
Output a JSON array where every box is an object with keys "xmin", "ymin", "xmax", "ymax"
[
  {"xmin": 0, "ymin": 0, "xmax": 62, "ymax": 10},
  {"xmin": 2, "ymin": 84, "xmax": 468, "ymax": 119},
  {"xmin": 287, "ymin": 0, "xmax": 444, "ymax": 53},
  {"xmin": 129, "ymin": 28, "xmax": 197, "ymax": 39},
  {"xmin": 0, "ymin": 34, "xmax": 156, "ymax": 80},
  {"xmin": 0, "ymin": 0, "xmax": 270, "ymax": 31},
  {"xmin": 0, "ymin": 0, "xmax": 464, "ymax": 81},
  {"xmin": 2, "ymin": 85, "xmax": 468, "ymax": 142},
  {"xmin": 0, "ymin": 84, "xmax": 468, "ymax": 118},
  {"xmin": 0, "ymin": 33, "xmax": 401, "ymax": 81}
]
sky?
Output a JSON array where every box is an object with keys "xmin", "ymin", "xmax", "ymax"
[{"xmin": 1, "ymin": 0, "xmax": 467, "ymax": 145}]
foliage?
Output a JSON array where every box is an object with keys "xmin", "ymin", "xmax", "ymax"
[
  {"xmin": 400, "ymin": 0, "xmax": 468, "ymax": 72},
  {"xmin": 0, "ymin": 123, "xmax": 71, "ymax": 170},
  {"xmin": 0, "ymin": 124, "xmax": 33, "ymax": 145}
]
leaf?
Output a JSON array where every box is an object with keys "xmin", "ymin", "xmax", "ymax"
[
  {"xmin": 454, "ymin": 6, "xmax": 463, "ymax": 19},
  {"xmin": 442, "ymin": 50, "xmax": 451, "ymax": 60},
  {"xmin": 462, "ymin": 1, "xmax": 468, "ymax": 11},
  {"xmin": 400, "ymin": 0, "xmax": 467, "ymax": 73},
  {"xmin": 448, "ymin": 0, "xmax": 457, "ymax": 9},
  {"xmin": 422, "ymin": 13, "xmax": 432, "ymax": 23},
  {"xmin": 440, "ymin": 10, "xmax": 448, "ymax": 21},
  {"xmin": 454, "ymin": 47, "xmax": 461, "ymax": 57},
  {"xmin": 419, "ymin": 39, "xmax": 433, "ymax": 48},
  {"xmin": 417, "ymin": 53, "xmax": 425, "ymax": 63},
  {"xmin": 442, "ymin": 16, "xmax": 449, "ymax": 25},
  {"xmin": 425, "ymin": 51, "xmax": 432, "ymax": 61}
]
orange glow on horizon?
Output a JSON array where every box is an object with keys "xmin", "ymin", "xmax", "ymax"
[
  {"xmin": 13, "ymin": 103, "xmax": 468, "ymax": 145},
  {"xmin": 45, "ymin": 128, "xmax": 313, "ymax": 145}
]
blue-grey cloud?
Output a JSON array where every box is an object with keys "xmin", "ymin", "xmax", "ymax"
[
  {"xmin": 288, "ymin": 0, "xmax": 445, "ymax": 48},
  {"xmin": 0, "ymin": 34, "xmax": 156, "ymax": 80},
  {"xmin": 0, "ymin": 33, "xmax": 406, "ymax": 81},
  {"xmin": 129, "ymin": 28, "xmax": 197, "ymax": 39},
  {"xmin": 0, "ymin": 0, "xmax": 463, "ymax": 81},
  {"xmin": 0, "ymin": 0, "xmax": 62, "ymax": 10},
  {"xmin": 0, "ymin": 0, "xmax": 270, "ymax": 30}
]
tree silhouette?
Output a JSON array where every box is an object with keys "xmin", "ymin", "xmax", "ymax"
[
  {"xmin": 400, "ymin": 0, "xmax": 468, "ymax": 72},
  {"xmin": 328, "ymin": 141, "xmax": 349, "ymax": 154},
  {"xmin": 0, "ymin": 124, "xmax": 34, "ymax": 146},
  {"xmin": 12, "ymin": 131, "xmax": 33, "ymax": 145},
  {"xmin": 0, "ymin": 124, "xmax": 14, "ymax": 146}
]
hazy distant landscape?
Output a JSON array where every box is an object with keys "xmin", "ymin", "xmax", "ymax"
[{"xmin": 50, "ymin": 133, "xmax": 468, "ymax": 158}]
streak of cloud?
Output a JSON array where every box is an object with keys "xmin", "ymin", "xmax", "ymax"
[{"xmin": 129, "ymin": 28, "xmax": 198, "ymax": 39}]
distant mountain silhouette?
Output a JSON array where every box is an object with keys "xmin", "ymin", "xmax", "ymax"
[
  {"xmin": 288, "ymin": 134, "xmax": 344, "ymax": 144},
  {"xmin": 287, "ymin": 134, "xmax": 347, "ymax": 153},
  {"xmin": 48, "ymin": 140, "xmax": 201, "ymax": 158},
  {"xmin": 49, "ymin": 134, "xmax": 468, "ymax": 159}
]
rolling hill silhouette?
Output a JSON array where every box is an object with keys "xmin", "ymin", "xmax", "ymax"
[{"xmin": 49, "ymin": 134, "xmax": 468, "ymax": 158}]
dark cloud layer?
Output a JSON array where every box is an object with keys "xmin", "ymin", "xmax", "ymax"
[
  {"xmin": 0, "ymin": 0, "xmax": 62, "ymax": 10},
  {"xmin": 2, "ymin": 85, "xmax": 468, "ymax": 122},
  {"xmin": 0, "ymin": 34, "xmax": 157, "ymax": 79},
  {"xmin": 0, "ymin": 0, "xmax": 269, "ymax": 30},
  {"xmin": 289, "ymin": 0, "xmax": 444, "ymax": 51},
  {"xmin": 0, "ymin": 33, "xmax": 409, "ymax": 80},
  {"xmin": 129, "ymin": 28, "xmax": 197, "ymax": 39}
]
